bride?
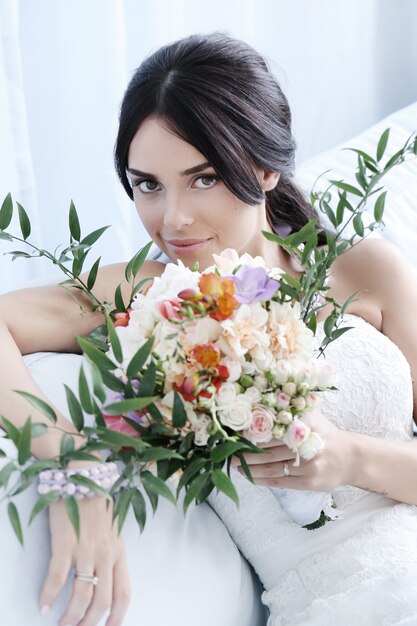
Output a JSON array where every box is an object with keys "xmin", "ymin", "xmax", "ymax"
[{"xmin": 1, "ymin": 31, "xmax": 417, "ymax": 626}]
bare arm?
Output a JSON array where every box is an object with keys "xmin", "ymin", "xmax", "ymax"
[{"xmin": 0, "ymin": 259, "xmax": 165, "ymax": 459}]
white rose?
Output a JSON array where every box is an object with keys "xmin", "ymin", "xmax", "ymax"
[
  {"xmin": 253, "ymin": 374, "xmax": 268, "ymax": 391},
  {"xmin": 242, "ymin": 360, "xmax": 257, "ymax": 375},
  {"xmin": 146, "ymin": 260, "xmax": 200, "ymax": 301},
  {"xmin": 218, "ymin": 401, "xmax": 253, "ymax": 431},
  {"xmin": 283, "ymin": 381, "xmax": 297, "ymax": 397},
  {"xmin": 216, "ymin": 382, "xmax": 238, "ymax": 408},
  {"xmin": 315, "ymin": 362, "xmax": 337, "ymax": 390},
  {"xmin": 274, "ymin": 360, "xmax": 292, "ymax": 385},
  {"xmin": 242, "ymin": 386, "xmax": 262, "ymax": 406},
  {"xmin": 291, "ymin": 396, "xmax": 307, "ymax": 411},
  {"xmin": 192, "ymin": 415, "xmax": 212, "ymax": 446},
  {"xmin": 268, "ymin": 267, "xmax": 285, "ymax": 281},
  {"xmin": 277, "ymin": 410, "xmax": 293, "ymax": 425}
]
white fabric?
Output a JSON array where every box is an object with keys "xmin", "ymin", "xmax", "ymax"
[
  {"xmin": 0, "ymin": 351, "xmax": 266, "ymax": 626},
  {"xmin": 208, "ymin": 313, "xmax": 417, "ymax": 625}
]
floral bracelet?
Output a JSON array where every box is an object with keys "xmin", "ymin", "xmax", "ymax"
[{"xmin": 37, "ymin": 461, "xmax": 120, "ymax": 500}]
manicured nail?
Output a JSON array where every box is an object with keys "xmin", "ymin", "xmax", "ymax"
[{"xmin": 40, "ymin": 605, "xmax": 50, "ymax": 615}]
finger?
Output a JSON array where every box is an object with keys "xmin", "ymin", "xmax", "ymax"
[
  {"xmin": 239, "ymin": 460, "xmax": 304, "ymax": 480},
  {"xmin": 239, "ymin": 447, "xmax": 297, "ymax": 466},
  {"xmin": 59, "ymin": 559, "xmax": 96, "ymax": 626},
  {"xmin": 105, "ymin": 552, "xmax": 131, "ymax": 626},
  {"xmin": 78, "ymin": 559, "xmax": 112, "ymax": 626},
  {"xmin": 39, "ymin": 552, "xmax": 72, "ymax": 615},
  {"xmin": 252, "ymin": 476, "xmax": 302, "ymax": 488},
  {"xmin": 258, "ymin": 438, "xmax": 286, "ymax": 448}
]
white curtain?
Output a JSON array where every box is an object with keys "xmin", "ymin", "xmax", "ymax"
[{"xmin": 1, "ymin": 0, "xmax": 417, "ymax": 293}]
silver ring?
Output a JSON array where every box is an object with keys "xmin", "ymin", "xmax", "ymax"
[
  {"xmin": 75, "ymin": 571, "xmax": 99, "ymax": 586},
  {"xmin": 283, "ymin": 461, "xmax": 290, "ymax": 477}
]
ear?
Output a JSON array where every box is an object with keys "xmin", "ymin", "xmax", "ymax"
[{"xmin": 260, "ymin": 170, "xmax": 281, "ymax": 192}]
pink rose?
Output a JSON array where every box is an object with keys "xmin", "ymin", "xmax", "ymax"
[
  {"xmin": 283, "ymin": 418, "xmax": 311, "ymax": 450},
  {"xmin": 276, "ymin": 392, "xmax": 291, "ymax": 409},
  {"xmin": 245, "ymin": 406, "xmax": 275, "ymax": 443}
]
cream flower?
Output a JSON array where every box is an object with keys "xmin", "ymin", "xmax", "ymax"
[
  {"xmin": 146, "ymin": 260, "xmax": 199, "ymax": 301},
  {"xmin": 218, "ymin": 302, "xmax": 269, "ymax": 362},
  {"xmin": 267, "ymin": 301, "xmax": 314, "ymax": 360}
]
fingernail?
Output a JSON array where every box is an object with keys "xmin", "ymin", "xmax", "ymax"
[{"xmin": 40, "ymin": 605, "xmax": 50, "ymax": 615}]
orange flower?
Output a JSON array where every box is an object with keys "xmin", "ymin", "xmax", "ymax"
[
  {"xmin": 199, "ymin": 274, "xmax": 238, "ymax": 320},
  {"xmin": 191, "ymin": 343, "xmax": 221, "ymax": 369}
]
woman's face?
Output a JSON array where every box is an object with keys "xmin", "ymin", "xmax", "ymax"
[{"xmin": 127, "ymin": 116, "xmax": 280, "ymax": 270}]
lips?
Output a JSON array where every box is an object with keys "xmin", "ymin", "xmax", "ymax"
[
  {"xmin": 166, "ymin": 238, "xmax": 210, "ymax": 246},
  {"xmin": 164, "ymin": 237, "xmax": 212, "ymax": 255}
]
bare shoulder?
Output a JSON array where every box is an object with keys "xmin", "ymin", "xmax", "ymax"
[{"xmin": 333, "ymin": 237, "xmax": 409, "ymax": 299}]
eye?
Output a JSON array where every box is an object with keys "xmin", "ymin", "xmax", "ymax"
[
  {"xmin": 131, "ymin": 179, "xmax": 161, "ymax": 194},
  {"xmin": 193, "ymin": 175, "xmax": 220, "ymax": 189}
]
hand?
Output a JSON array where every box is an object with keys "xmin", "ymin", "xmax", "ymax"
[
  {"xmin": 233, "ymin": 412, "xmax": 352, "ymax": 492},
  {"xmin": 39, "ymin": 494, "xmax": 131, "ymax": 626}
]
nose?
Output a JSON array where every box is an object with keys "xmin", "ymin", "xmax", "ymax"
[{"xmin": 163, "ymin": 194, "xmax": 194, "ymax": 230}]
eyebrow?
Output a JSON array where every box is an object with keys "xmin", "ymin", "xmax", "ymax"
[{"xmin": 127, "ymin": 161, "xmax": 212, "ymax": 178}]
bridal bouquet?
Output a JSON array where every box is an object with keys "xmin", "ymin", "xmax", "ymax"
[{"xmin": 1, "ymin": 128, "xmax": 416, "ymax": 541}]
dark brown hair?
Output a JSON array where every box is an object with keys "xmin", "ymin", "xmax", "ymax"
[{"xmin": 114, "ymin": 31, "xmax": 325, "ymax": 242}]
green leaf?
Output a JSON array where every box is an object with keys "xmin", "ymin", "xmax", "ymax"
[
  {"xmin": 72, "ymin": 249, "xmax": 89, "ymax": 277},
  {"xmin": 210, "ymin": 440, "xmax": 246, "ymax": 463},
  {"xmin": 172, "ymin": 390, "xmax": 187, "ymax": 428},
  {"xmin": 138, "ymin": 361, "xmax": 156, "ymax": 397},
  {"xmin": 60, "ymin": 433, "xmax": 75, "ymax": 456},
  {"xmin": 65, "ymin": 495, "xmax": 80, "ymax": 539},
  {"xmin": 183, "ymin": 472, "xmax": 209, "ymax": 512},
  {"xmin": 77, "ymin": 336, "xmax": 116, "ymax": 372},
  {"xmin": 5, "ymin": 250, "xmax": 32, "ymax": 262},
  {"xmin": 105, "ymin": 312, "xmax": 123, "ymax": 364},
  {"xmin": 138, "ymin": 448, "xmax": 183, "ymax": 463},
  {"xmin": 125, "ymin": 241, "xmax": 153, "ymax": 281},
  {"xmin": 69, "ymin": 200, "xmax": 81, "ymax": 242},
  {"xmin": 13, "ymin": 391, "xmax": 57, "ymax": 424},
  {"xmin": 141, "ymin": 470, "xmax": 176, "ymax": 505},
  {"xmin": 64, "ymin": 384, "xmax": 85, "ymax": 431},
  {"xmin": 131, "ymin": 489, "xmax": 146, "ymax": 531},
  {"xmin": 330, "ymin": 326, "xmax": 353, "ymax": 340},
  {"xmin": 211, "ymin": 469, "xmax": 239, "ymax": 505},
  {"xmin": 103, "ymin": 396, "xmax": 156, "ymax": 415},
  {"xmin": 114, "ymin": 284, "xmax": 125, "ymax": 312},
  {"xmin": 18, "ymin": 417, "xmax": 32, "ymax": 465},
  {"xmin": 80, "ymin": 226, "xmax": 110, "ymax": 247},
  {"xmin": 0, "ymin": 193, "xmax": 13, "ymax": 230},
  {"xmin": 87, "ymin": 257, "xmax": 101, "ymax": 291},
  {"xmin": 29, "ymin": 490, "xmax": 61, "ymax": 524},
  {"xmin": 115, "ymin": 488, "xmax": 133, "ymax": 534},
  {"xmin": 88, "ymin": 360, "xmax": 106, "ymax": 403},
  {"xmin": 8, "ymin": 502, "xmax": 24, "ymax": 546},
  {"xmin": 0, "ymin": 231, "xmax": 13, "ymax": 242},
  {"xmin": 0, "ymin": 461, "xmax": 17, "ymax": 488},
  {"xmin": 1, "ymin": 416, "xmax": 21, "ymax": 446},
  {"xmin": 96, "ymin": 428, "xmax": 145, "ymax": 450},
  {"xmin": 16, "ymin": 202, "xmax": 31, "ymax": 240},
  {"xmin": 329, "ymin": 180, "xmax": 363, "ymax": 197},
  {"xmin": 78, "ymin": 365, "xmax": 93, "ymax": 414},
  {"xmin": 69, "ymin": 474, "xmax": 110, "ymax": 498},
  {"xmin": 352, "ymin": 213, "xmax": 365, "ymax": 237},
  {"xmin": 376, "ymin": 128, "xmax": 390, "ymax": 162},
  {"xmin": 126, "ymin": 337, "xmax": 154, "ymax": 379},
  {"xmin": 374, "ymin": 191, "xmax": 387, "ymax": 222},
  {"xmin": 177, "ymin": 457, "xmax": 208, "ymax": 491}
]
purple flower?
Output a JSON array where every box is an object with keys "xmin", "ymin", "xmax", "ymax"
[{"xmin": 230, "ymin": 266, "xmax": 280, "ymax": 304}]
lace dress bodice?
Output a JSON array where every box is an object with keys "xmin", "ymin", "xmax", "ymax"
[{"xmin": 208, "ymin": 314, "xmax": 417, "ymax": 625}]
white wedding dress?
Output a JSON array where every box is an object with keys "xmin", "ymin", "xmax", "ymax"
[
  {"xmin": 208, "ymin": 313, "xmax": 417, "ymax": 625},
  {"xmin": 0, "ymin": 353, "xmax": 266, "ymax": 626}
]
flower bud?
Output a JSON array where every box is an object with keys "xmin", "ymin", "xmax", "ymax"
[
  {"xmin": 239, "ymin": 374, "xmax": 254, "ymax": 389},
  {"xmin": 282, "ymin": 381, "xmax": 297, "ymax": 397},
  {"xmin": 261, "ymin": 392, "xmax": 277, "ymax": 407},
  {"xmin": 291, "ymin": 396, "xmax": 306, "ymax": 411},
  {"xmin": 272, "ymin": 423, "xmax": 286, "ymax": 439},
  {"xmin": 297, "ymin": 381, "xmax": 310, "ymax": 397},
  {"xmin": 277, "ymin": 410, "xmax": 292, "ymax": 425}
]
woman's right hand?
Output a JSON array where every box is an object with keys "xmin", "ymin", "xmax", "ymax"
[{"xmin": 39, "ymin": 494, "xmax": 131, "ymax": 626}]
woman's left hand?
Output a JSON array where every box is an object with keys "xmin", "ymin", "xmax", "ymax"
[{"xmin": 232, "ymin": 413, "xmax": 354, "ymax": 492}]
